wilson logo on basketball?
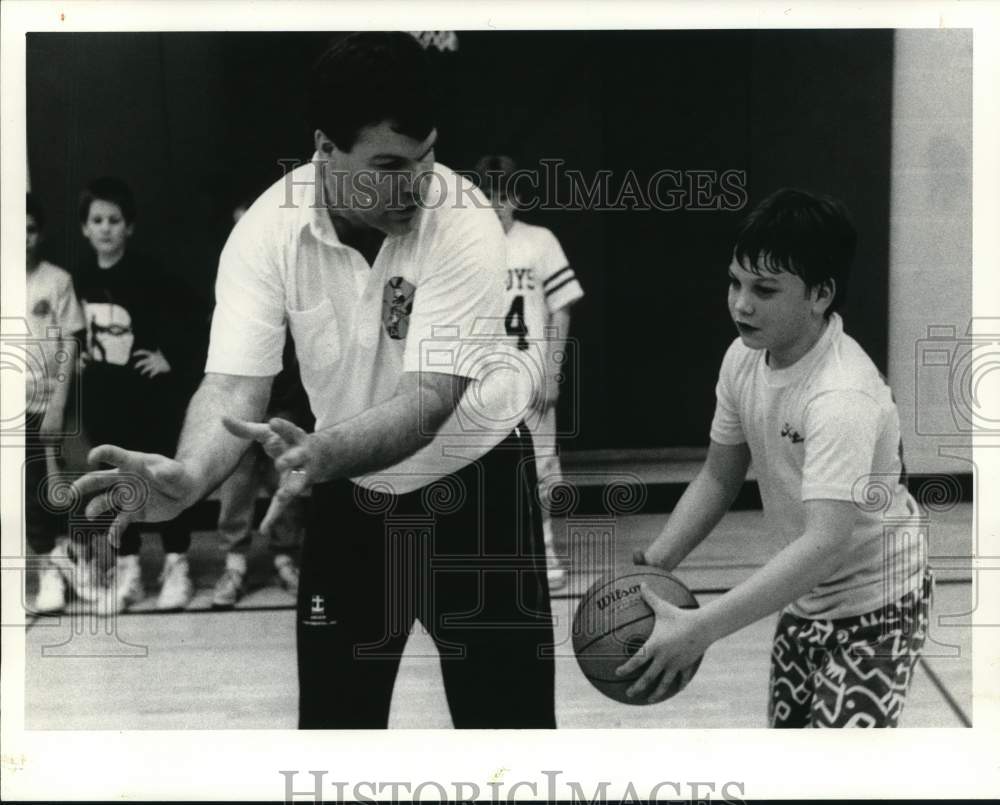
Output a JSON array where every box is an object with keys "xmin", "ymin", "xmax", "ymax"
[{"xmin": 595, "ymin": 584, "xmax": 641, "ymax": 611}]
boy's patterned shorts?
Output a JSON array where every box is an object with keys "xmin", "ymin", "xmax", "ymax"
[{"xmin": 768, "ymin": 571, "xmax": 932, "ymax": 728}]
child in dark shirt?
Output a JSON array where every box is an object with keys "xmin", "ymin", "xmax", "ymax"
[{"xmin": 76, "ymin": 177, "xmax": 199, "ymax": 612}]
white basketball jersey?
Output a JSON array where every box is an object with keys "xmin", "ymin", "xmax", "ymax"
[{"xmin": 502, "ymin": 220, "xmax": 583, "ymax": 348}]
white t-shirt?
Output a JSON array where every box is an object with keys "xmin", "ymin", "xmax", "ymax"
[
  {"xmin": 208, "ymin": 158, "xmax": 531, "ymax": 494},
  {"xmin": 710, "ymin": 314, "xmax": 925, "ymax": 620},
  {"xmin": 25, "ymin": 261, "xmax": 85, "ymax": 415}
]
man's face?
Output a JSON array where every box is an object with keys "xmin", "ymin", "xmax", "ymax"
[
  {"xmin": 318, "ymin": 121, "xmax": 437, "ymax": 236},
  {"xmin": 26, "ymin": 213, "xmax": 40, "ymax": 263},
  {"xmin": 727, "ymin": 256, "xmax": 829, "ymax": 369},
  {"xmin": 81, "ymin": 200, "xmax": 133, "ymax": 261}
]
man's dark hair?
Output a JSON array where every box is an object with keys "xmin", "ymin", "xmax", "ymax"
[
  {"xmin": 473, "ymin": 154, "xmax": 518, "ymax": 200},
  {"xmin": 26, "ymin": 193, "xmax": 45, "ymax": 229},
  {"xmin": 307, "ymin": 32, "xmax": 436, "ymax": 152},
  {"xmin": 78, "ymin": 176, "xmax": 137, "ymax": 224},
  {"xmin": 733, "ymin": 188, "xmax": 857, "ymax": 317}
]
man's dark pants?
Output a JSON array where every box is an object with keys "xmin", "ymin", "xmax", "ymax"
[{"xmin": 297, "ymin": 426, "xmax": 556, "ymax": 728}]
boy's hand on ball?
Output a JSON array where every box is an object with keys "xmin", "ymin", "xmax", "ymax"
[
  {"xmin": 616, "ymin": 583, "xmax": 709, "ymax": 703},
  {"xmin": 634, "ymin": 544, "xmax": 677, "ymax": 572}
]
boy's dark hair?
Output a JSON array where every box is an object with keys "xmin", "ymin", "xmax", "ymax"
[
  {"xmin": 473, "ymin": 154, "xmax": 518, "ymax": 200},
  {"xmin": 733, "ymin": 188, "xmax": 857, "ymax": 317},
  {"xmin": 307, "ymin": 32, "xmax": 435, "ymax": 152},
  {"xmin": 26, "ymin": 193, "xmax": 45, "ymax": 229},
  {"xmin": 78, "ymin": 176, "xmax": 137, "ymax": 224}
]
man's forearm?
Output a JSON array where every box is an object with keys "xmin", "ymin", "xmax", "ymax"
[
  {"xmin": 174, "ymin": 373, "xmax": 271, "ymax": 503},
  {"xmin": 308, "ymin": 373, "xmax": 461, "ymax": 482}
]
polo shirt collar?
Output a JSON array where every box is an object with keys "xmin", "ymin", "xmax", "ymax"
[{"xmin": 303, "ymin": 151, "xmax": 347, "ymax": 249}]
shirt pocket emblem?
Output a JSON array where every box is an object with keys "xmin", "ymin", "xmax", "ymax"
[{"xmin": 382, "ymin": 276, "xmax": 416, "ymax": 340}]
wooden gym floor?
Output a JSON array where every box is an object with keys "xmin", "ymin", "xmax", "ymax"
[{"xmin": 22, "ymin": 503, "xmax": 973, "ymax": 730}]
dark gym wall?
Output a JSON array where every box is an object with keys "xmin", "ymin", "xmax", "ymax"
[
  {"xmin": 27, "ymin": 33, "xmax": 331, "ymax": 305},
  {"xmin": 27, "ymin": 30, "xmax": 893, "ymax": 450}
]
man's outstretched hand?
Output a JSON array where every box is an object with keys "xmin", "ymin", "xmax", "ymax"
[
  {"xmin": 70, "ymin": 445, "xmax": 200, "ymax": 547},
  {"xmin": 222, "ymin": 415, "xmax": 319, "ymax": 536}
]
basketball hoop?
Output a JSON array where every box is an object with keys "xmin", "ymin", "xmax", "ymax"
[{"xmin": 409, "ymin": 31, "xmax": 459, "ymax": 53}]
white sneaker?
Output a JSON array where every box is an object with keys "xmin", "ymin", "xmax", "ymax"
[
  {"xmin": 115, "ymin": 554, "xmax": 145, "ymax": 612},
  {"xmin": 156, "ymin": 553, "xmax": 193, "ymax": 611},
  {"xmin": 50, "ymin": 541, "xmax": 102, "ymax": 603},
  {"xmin": 273, "ymin": 553, "xmax": 299, "ymax": 596},
  {"xmin": 211, "ymin": 567, "xmax": 246, "ymax": 609},
  {"xmin": 34, "ymin": 565, "xmax": 66, "ymax": 614}
]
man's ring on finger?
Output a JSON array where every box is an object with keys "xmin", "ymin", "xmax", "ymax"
[{"xmin": 285, "ymin": 468, "xmax": 308, "ymax": 494}]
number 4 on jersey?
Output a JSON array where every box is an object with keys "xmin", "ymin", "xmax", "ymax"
[{"xmin": 505, "ymin": 295, "xmax": 529, "ymax": 351}]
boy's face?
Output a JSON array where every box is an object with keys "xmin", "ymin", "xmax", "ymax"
[
  {"xmin": 81, "ymin": 199, "xmax": 133, "ymax": 260},
  {"xmin": 26, "ymin": 213, "xmax": 40, "ymax": 263},
  {"xmin": 727, "ymin": 256, "xmax": 831, "ymax": 368},
  {"xmin": 487, "ymin": 192, "xmax": 517, "ymax": 234},
  {"xmin": 317, "ymin": 120, "xmax": 437, "ymax": 236}
]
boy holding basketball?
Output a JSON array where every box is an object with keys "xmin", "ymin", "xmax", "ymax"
[{"xmin": 624, "ymin": 189, "xmax": 929, "ymax": 727}]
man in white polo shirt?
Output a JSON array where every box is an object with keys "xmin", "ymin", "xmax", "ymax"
[{"xmin": 72, "ymin": 32, "xmax": 556, "ymax": 729}]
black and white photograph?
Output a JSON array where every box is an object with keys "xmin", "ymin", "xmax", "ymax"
[{"xmin": 2, "ymin": 1, "xmax": 998, "ymax": 801}]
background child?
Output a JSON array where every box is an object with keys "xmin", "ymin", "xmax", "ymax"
[
  {"xmin": 474, "ymin": 155, "xmax": 585, "ymax": 590},
  {"xmin": 25, "ymin": 193, "xmax": 88, "ymax": 613},
  {"xmin": 623, "ymin": 188, "xmax": 929, "ymax": 727},
  {"xmin": 75, "ymin": 177, "xmax": 203, "ymax": 612}
]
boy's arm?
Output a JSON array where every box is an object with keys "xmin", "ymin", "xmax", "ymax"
[
  {"xmin": 641, "ymin": 439, "xmax": 751, "ymax": 570},
  {"xmin": 541, "ymin": 306, "xmax": 572, "ymax": 409},
  {"xmin": 39, "ymin": 331, "xmax": 83, "ymax": 439},
  {"xmin": 41, "ymin": 276, "xmax": 87, "ymax": 439},
  {"xmin": 620, "ymin": 498, "xmax": 856, "ymax": 702},
  {"xmin": 693, "ymin": 388, "xmax": 883, "ymax": 642},
  {"xmin": 696, "ymin": 498, "xmax": 856, "ymax": 641}
]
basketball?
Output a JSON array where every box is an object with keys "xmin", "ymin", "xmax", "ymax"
[{"xmin": 572, "ymin": 566, "xmax": 703, "ymax": 705}]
